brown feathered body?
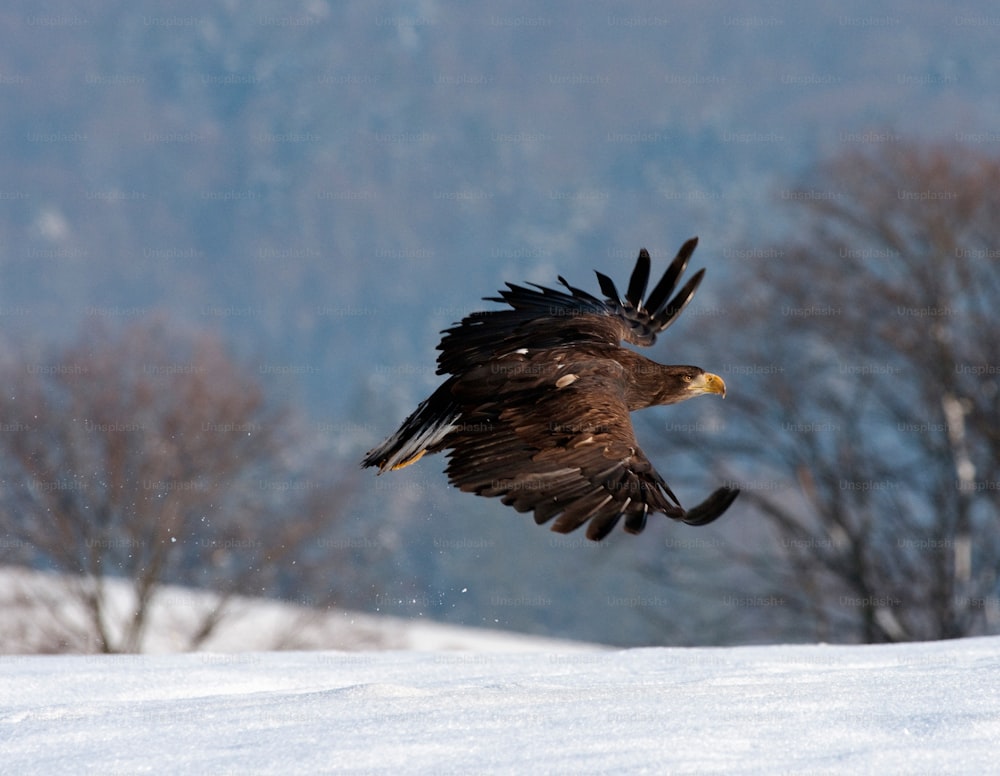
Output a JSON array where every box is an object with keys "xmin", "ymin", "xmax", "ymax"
[{"xmin": 362, "ymin": 238, "xmax": 738, "ymax": 540}]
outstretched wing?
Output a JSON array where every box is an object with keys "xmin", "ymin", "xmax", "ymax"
[
  {"xmin": 436, "ymin": 237, "xmax": 705, "ymax": 376},
  {"xmin": 443, "ymin": 350, "xmax": 734, "ymax": 540}
]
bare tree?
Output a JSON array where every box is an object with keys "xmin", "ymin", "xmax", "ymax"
[
  {"xmin": 680, "ymin": 140, "xmax": 1000, "ymax": 643},
  {"xmin": 0, "ymin": 316, "xmax": 356, "ymax": 653}
]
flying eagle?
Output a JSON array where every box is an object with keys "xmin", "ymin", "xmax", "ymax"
[{"xmin": 362, "ymin": 237, "xmax": 738, "ymax": 540}]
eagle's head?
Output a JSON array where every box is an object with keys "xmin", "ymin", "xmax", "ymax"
[{"xmin": 657, "ymin": 365, "xmax": 726, "ymax": 404}]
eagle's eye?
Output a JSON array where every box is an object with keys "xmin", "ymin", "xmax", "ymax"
[{"xmin": 682, "ymin": 374, "xmax": 692, "ymax": 382}]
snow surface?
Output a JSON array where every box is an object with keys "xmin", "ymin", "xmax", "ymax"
[{"xmin": 4, "ymin": 636, "xmax": 1000, "ymax": 774}]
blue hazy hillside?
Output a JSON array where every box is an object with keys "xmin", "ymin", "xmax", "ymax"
[{"xmin": 1, "ymin": 0, "xmax": 997, "ymax": 645}]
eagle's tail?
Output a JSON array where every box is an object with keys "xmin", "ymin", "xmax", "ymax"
[{"xmin": 361, "ymin": 378, "xmax": 461, "ymax": 473}]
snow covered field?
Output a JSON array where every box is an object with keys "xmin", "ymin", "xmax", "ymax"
[{"xmin": 4, "ymin": 636, "xmax": 999, "ymax": 774}]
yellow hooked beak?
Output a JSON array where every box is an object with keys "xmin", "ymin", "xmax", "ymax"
[{"xmin": 689, "ymin": 372, "xmax": 726, "ymax": 398}]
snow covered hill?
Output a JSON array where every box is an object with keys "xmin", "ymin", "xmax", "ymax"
[
  {"xmin": 0, "ymin": 567, "xmax": 597, "ymax": 654},
  {"xmin": 4, "ymin": 636, "xmax": 999, "ymax": 773}
]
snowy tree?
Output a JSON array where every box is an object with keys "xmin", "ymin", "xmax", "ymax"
[
  {"xmin": 683, "ymin": 140, "xmax": 1000, "ymax": 642},
  {"xmin": 0, "ymin": 317, "xmax": 357, "ymax": 652}
]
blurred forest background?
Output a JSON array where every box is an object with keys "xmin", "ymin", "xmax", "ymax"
[{"xmin": 0, "ymin": 0, "xmax": 998, "ymax": 651}]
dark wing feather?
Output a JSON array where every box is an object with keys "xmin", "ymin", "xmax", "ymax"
[
  {"xmin": 626, "ymin": 248, "xmax": 651, "ymax": 310},
  {"xmin": 436, "ymin": 237, "xmax": 707, "ymax": 375},
  {"xmin": 445, "ymin": 357, "xmax": 687, "ymax": 540},
  {"xmin": 594, "ymin": 271, "xmax": 622, "ymax": 305},
  {"xmin": 645, "ymin": 236, "xmax": 699, "ymax": 314}
]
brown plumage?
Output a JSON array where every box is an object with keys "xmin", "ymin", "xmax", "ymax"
[{"xmin": 362, "ymin": 237, "xmax": 738, "ymax": 541}]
